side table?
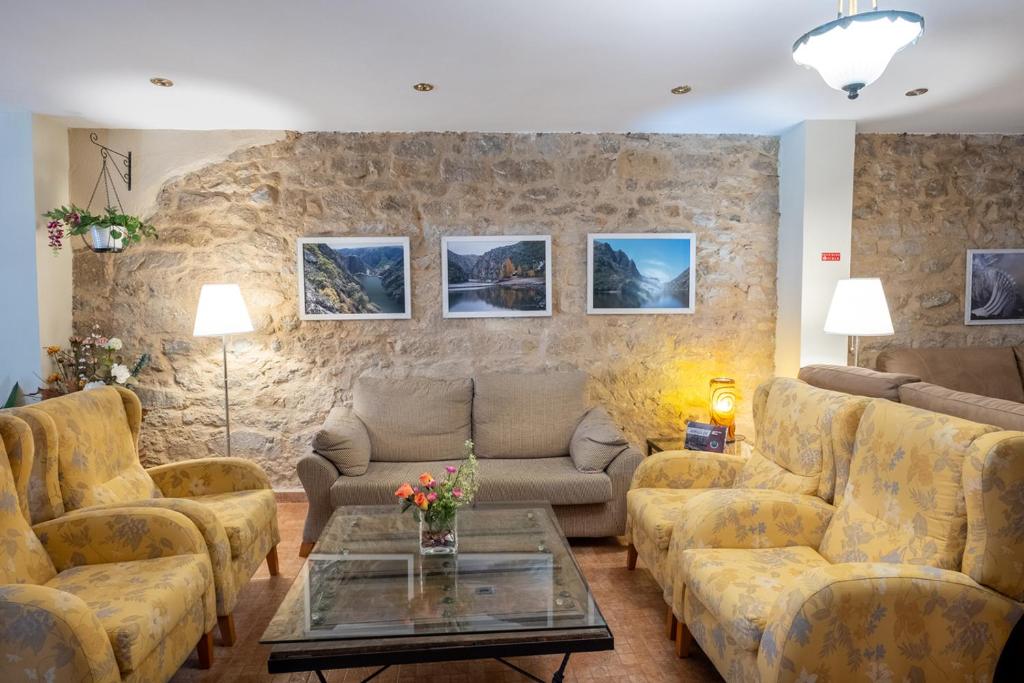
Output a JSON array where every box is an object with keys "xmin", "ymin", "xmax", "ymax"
[{"xmin": 646, "ymin": 434, "xmax": 747, "ymax": 457}]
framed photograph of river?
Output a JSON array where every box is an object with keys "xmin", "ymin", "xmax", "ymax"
[
  {"xmin": 442, "ymin": 236, "xmax": 552, "ymax": 318},
  {"xmin": 587, "ymin": 233, "xmax": 696, "ymax": 314},
  {"xmin": 297, "ymin": 236, "xmax": 411, "ymax": 320}
]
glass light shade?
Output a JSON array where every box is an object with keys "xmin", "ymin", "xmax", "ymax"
[
  {"xmin": 708, "ymin": 377, "xmax": 737, "ymax": 441},
  {"xmin": 824, "ymin": 278, "xmax": 895, "ymax": 336},
  {"xmin": 193, "ymin": 284, "xmax": 254, "ymax": 337},
  {"xmin": 793, "ymin": 10, "xmax": 924, "ymax": 99}
]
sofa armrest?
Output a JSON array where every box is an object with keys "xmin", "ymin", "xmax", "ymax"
[
  {"xmin": 297, "ymin": 451, "xmax": 342, "ymax": 546},
  {"xmin": 147, "ymin": 456, "xmax": 272, "ymax": 496},
  {"xmin": 313, "ymin": 407, "xmax": 371, "ymax": 476},
  {"xmin": 630, "ymin": 449, "xmax": 746, "ymax": 490},
  {"xmin": 33, "ymin": 507, "xmax": 208, "ymax": 572},
  {"xmin": 0, "ymin": 584, "xmax": 120, "ymax": 683},
  {"xmin": 757, "ymin": 564, "xmax": 1023, "ymax": 683}
]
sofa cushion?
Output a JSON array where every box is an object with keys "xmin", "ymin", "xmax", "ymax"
[
  {"xmin": 353, "ymin": 377, "xmax": 472, "ymax": 462},
  {"xmin": 899, "ymin": 382, "xmax": 1024, "ymax": 431},
  {"xmin": 330, "ymin": 457, "xmax": 612, "ymax": 507},
  {"xmin": 797, "ymin": 364, "xmax": 919, "ymax": 401},
  {"xmin": 570, "ymin": 407, "xmax": 629, "ymax": 472},
  {"xmin": 313, "ymin": 407, "xmax": 371, "ymax": 475},
  {"xmin": 627, "ymin": 488, "xmax": 708, "ymax": 551},
  {"xmin": 877, "ymin": 347, "xmax": 1024, "ymax": 402},
  {"xmin": 473, "ymin": 371, "xmax": 587, "ymax": 458},
  {"xmin": 184, "ymin": 489, "xmax": 277, "ymax": 559}
]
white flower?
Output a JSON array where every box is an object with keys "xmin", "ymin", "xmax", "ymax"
[
  {"xmin": 110, "ymin": 364, "xmax": 131, "ymax": 384},
  {"xmin": 105, "ymin": 337, "xmax": 123, "ymax": 351},
  {"xmin": 83, "ymin": 381, "xmax": 106, "ymax": 391}
]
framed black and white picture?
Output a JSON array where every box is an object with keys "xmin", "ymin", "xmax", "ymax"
[
  {"xmin": 442, "ymin": 235, "xmax": 552, "ymax": 318},
  {"xmin": 297, "ymin": 236, "xmax": 411, "ymax": 320},
  {"xmin": 966, "ymin": 249, "xmax": 1024, "ymax": 325},
  {"xmin": 587, "ymin": 233, "xmax": 696, "ymax": 314}
]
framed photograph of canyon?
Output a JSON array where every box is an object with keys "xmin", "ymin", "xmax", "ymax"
[
  {"xmin": 965, "ymin": 249, "xmax": 1024, "ymax": 325},
  {"xmin": 297, "ymin": 236, "xmax": 411, "ymax": 320},
  {"xmin": 587, "ymin": 233, "xmax": 696, "ymax": 314},
  {"xmin": 441, "ymin": 235, "xmax": 552, "ymax": 318}
]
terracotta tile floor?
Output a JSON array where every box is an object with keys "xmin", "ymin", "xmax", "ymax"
[{"xmin": 171, "ymin": 502, "xmax": 722, "ymax": 682}]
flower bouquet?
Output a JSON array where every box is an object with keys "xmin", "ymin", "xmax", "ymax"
[
  {"xmin": 44, "ymin": 324, "xmax": 151, "ymax": 395},
  {"xmin": 395, "ymin": 440, "xmax": 478, "ymax": 555}
]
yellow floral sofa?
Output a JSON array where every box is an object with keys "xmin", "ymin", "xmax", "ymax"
[
  {"xmin": 9, "ymin": 386, "xmax": 280, "ymax": 645},
  {"xmin": 672, "ymin": 398, "xmax": 1024, "ymax": 681},
  {"xmin": 625, "ymin": 377, "xmax": 868, "ymax": 637},
  {"xmin": 0, "ymin": 412, "xmax": 218, "ymax": 682}
]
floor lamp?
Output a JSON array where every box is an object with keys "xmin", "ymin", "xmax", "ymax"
[
  {"xmin": 824, "ymin": 278, "xmax": 894, "ymax": 367},
  {"xmin": 193, "ymin": 284, "xmax": 253, "ymax": 457}
]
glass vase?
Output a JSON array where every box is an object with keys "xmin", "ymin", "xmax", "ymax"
[{"xmin": 419, "ymin": 513, "xmax": 458, "ymax": 555}]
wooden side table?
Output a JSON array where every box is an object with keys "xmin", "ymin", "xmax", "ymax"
[{"xmin": 646, "ymin": 434, "xmax": 747, "ymax": 456}]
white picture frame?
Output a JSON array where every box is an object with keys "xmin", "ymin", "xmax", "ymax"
[
  {"xmin": 965, "ymin": 248, "xmax": 1024, "ymax": 325},
  {"xmin": 297, "ymin": 236, "xmax": 412, "ymax": 320},
  {"xmin": 587, "ymin": 233, "xmax": 696, "ymax": 315},
  {"xmin": 442, "ymin": 235, "xmax": 553, "ymax": 319}
]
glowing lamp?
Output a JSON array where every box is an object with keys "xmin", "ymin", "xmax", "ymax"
[{"xmin": 709, "ymin": 377, "xmax": 737, "ymax": 442}]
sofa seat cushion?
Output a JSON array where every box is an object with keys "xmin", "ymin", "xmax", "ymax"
[
  {"xmin": 680, "ymin": 546, "xmax": 831, "ymax": 651},
  {"xmin": 45, "ymin": 554, "xmax": 210, "ymax": 674},
  {"xmin": 184, "ymin": 489, "xmax": 277, "ymax": 558},
  {"xmin": 330, "ymin": 457, "xmax": 613, "ymax": 507},
  {"xmin": 627, "ymin": 488, "xmax": 708, "ymax": 551},
  {"xmin": 899, "ymin": 382, "xmax": 1024, "ymax": 432}
]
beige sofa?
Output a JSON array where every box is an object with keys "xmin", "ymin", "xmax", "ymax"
[{"xmin": 296, "ymin": 371, "xmax": 643, "ymax": 554}]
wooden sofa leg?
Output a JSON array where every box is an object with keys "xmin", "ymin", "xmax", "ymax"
[
  {"xmin": 197, "ymin": 630, "xmax": 214, "ymax": 668},
  {"xmin": 675, "ymin": 621, "xmax": 692, "ymax": 658},
  {"xmin": 218, "ymin": 614, "xmax": 236, "ymax": 646},
  {"xmin": 299, "ymin": 541, "xmax": 315, "ymax": 558},
  {"xmin": 666, "ymin": 606, "xmax": 678, "ymax": 641},
  {"xmin": 626, "ymin": 543, "xmax": 638, "ymax": 570},
  {"xmin": 266, "ymin": 545, "xmax": 280, "ymax": 576}
]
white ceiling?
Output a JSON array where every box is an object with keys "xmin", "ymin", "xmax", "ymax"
[{"xmin": 1, "ymin": 0, "xmax": 1021, "ymax": 134}]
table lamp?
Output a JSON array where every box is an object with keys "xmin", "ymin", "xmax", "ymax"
[
  {"xmin": 708, "ymin": 377, "xmax": 737, "ymax": 442},
  {"xmin": 193, "ymin": 284, "xmax": 253, "ymax": 457},
  {"xmin": 824, "ymin": 278, "xmax": 894, "ymax": 367}
]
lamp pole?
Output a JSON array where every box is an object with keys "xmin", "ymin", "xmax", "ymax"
[{"xmin": 222, "ymin": 334, "xmax": 231, "ymax": 458}]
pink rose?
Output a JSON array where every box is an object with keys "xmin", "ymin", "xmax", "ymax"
[
  {"xmin": 445, "ymin": 465, "xmax": 457, "ymax": 474},
  {"xmin": 427, "ymin": 492, "xmax": 437, "ymax": 502},
  {"xmin": 452, "ymin": 488, "xmax": 463, "ymax": 498}
]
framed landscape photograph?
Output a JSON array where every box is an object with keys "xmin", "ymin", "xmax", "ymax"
[
  {"xmin": 442, "ymin": 235, "xmax": 552, "ymax": 318},
  {"xmin": 587, "ymin": 233, "xmax": 696, "ymax": 314},
  {"xmin": 966, "ymin": 249, "xmax": 1024, "ymax": 325},
  {"xmin": 297, "ymin": 236, "xmax": 411, "ymax": 320}
]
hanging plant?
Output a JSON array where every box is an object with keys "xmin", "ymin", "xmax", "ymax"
[{"xmin": 43, "ymin": 204, "xmax": 157, "ymax": 254}]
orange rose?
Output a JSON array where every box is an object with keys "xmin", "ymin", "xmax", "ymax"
[
  {"xmin": 394, "ymin": 483, "xmax": 414, "ymax": 499},
  {"xmin": 418, "ymin": 472, "xmax": 435, "ymax": 488},
  {"xmin": 413, "ymin": 492, "xmax": 429, "ymax": 510}
]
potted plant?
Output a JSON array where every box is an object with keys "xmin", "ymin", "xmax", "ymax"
[
  {"xmin": 395, "ymin": 441, "xmax": 479, "ymax": 555},
  {"xmin": 43, "ymin": 204, "xmax": 157, "ymax": 254}
]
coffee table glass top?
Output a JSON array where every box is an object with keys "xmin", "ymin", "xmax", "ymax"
[{"xmin": 261, "ymin": 503, "xmax": 605, "ymax": 644}]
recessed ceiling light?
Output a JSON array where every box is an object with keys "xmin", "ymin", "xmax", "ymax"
[
  {"xmin": 149, "ymin": 77, "xmax": 174, "ymax": 87},
  {"xmin": 670, "ymin": 85, "xmax": 693, "ymax": 95},
  {"xmin": 905, "ymin": 87, "xmax": 929, "ymax": 97},
  {"xmin": 413, "ymin": 82, "xmax": 435, "ymax": 92}
]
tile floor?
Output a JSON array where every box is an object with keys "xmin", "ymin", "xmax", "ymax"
[{"xmin": 170, "ymin": 502, "xmax": 722, "ymax": 682}]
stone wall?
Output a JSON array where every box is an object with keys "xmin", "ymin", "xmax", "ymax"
[
  {"xmin": 852, "ymin": 134, "xmax": 1024, "ymax": 367},
  {"xmin": 71, "ymin": 131, "xmax": 779, "ymax": 488}
]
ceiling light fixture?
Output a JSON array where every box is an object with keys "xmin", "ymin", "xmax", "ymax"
[
  {"xmin": 793, "ymin": 1, "xmax": 924, "ymax": 100},
  {"xmin": 905, "ymin": 87, "xmax": 929, "ymax": 96},
  {"xmin": 413, "ymin": 82, "xmax": 434, "ymax": 92},
  {"xmin": 670, "ymin": 85, "xmax": 692, "ymax": 95},
  {"xmin": 149, "ymin": 77, "xmax": 174, "ymax": 87}
]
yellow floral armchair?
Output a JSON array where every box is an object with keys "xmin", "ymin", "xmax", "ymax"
[
  {"xmin": 625, "ymin": 378, "xmax": 867, "ymax": 629},
  {"xmin": 0, "ymin": 413, "xmax": 217, "ymax": 682},
  {"xmin": 673, "ymin": 399, "xmax": 1024, "ymax": 682},
  {"xmin": 10, "ymin": 386, "xmax": 280, "ymax": 645}
]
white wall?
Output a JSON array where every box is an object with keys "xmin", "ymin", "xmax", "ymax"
[
  {"xmin": 0, "ymin": 111, "xmax": 42, "ymax": 397},
  {"xmin": 775, "ymin": 120, "xmax": 856, "ymax": 376}
]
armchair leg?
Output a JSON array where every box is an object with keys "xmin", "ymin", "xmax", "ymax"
[
  {"xmin": 299, "ymin": 541, "xmax": 315, "ymax": 558},
  {"xmin": 626, "ymin": 543, "xmax": 637, "ymax": 570},
  {"xmin": 197, "ymin": 630, "xmax": 214, "ymax": 669},
  {"xmin": 665, "ymin": 607, "xmax": 678, "ymax": 641},
  {"xmin": 266, "ymin": 545, "xmax": 280, "ymax": 576},
  {"xmin": 675, "ymin": 621, "xmax": 692, "ymax": 659},
  {"xmin": 218, "ymin": 614, "xmax": 236, "ymax": 646}
]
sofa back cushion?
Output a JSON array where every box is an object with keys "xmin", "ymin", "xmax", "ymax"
[
  {"xmin": 899, "ymin": 382, "xmax": 1024, "ymax": 431},
  {"xmin": 28, "ymin": 387, "xmax": 160, "ymax": 511},
  {"xmin": 735, "ymin": 378, "xmax": 868, "ymax": 504},
  {"xmin": 820, "ymin": 399, "xmax": 998, "ymax": 569},
  {"xmin": 877, "ymin": 347, "xmax": 1024, "ymax": 402},
  {"xmin": 473, "ymin": 371, "xmax": 587, "ymax": 458},
  {"xmin": 961, "ymin": 431, "xmax": 1024, "ymax": 601},
  {"xmin": 353, "ymin": 377, "xmax": 472, "ymax": 462},
  {"xmin": 797, "ymin": 364, "xmax": 919, "ymax": 401}
]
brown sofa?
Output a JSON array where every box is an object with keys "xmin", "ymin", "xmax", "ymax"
[{"xmin": 876, "ymin": 346, "xmax": 1024, "ymax": 402}]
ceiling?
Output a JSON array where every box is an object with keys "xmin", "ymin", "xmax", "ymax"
[{"xmin": 1, "ymin": 1, "xmax": 1021, "ymax": 134}]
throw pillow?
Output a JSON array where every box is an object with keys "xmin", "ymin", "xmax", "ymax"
[
  {"xmin": 313, "ymin": 407, "xmax": 372, "ymax": 476},
  {"xmin": 570, "ymin": 407, "xmax": 629, "ymax": 472}
]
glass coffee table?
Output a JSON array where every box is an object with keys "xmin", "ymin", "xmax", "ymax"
[{"xmin": 262, "ymin": 502, "xmax": 612, "ymax": 682}]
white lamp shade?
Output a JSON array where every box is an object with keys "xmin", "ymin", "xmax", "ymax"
[
  {"xmin": 193, "ymin": 284, "xmax": 254, "ymax": 337},
  {"xmin": 824, "ymin": 278, "xmax": 894, "ymax": 337}
]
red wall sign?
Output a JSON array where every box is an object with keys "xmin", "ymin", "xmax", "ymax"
[{"xmin": 821, "ymin": 252, "xmax": 841, "ymax": 262}]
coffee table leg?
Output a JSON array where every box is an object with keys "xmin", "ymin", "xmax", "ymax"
[
  {"xmin": 313, "ymin": 665, "xmax": 390, "ymax": 683},
  {"xmin": 551, "ymin": 653, "xmax": 571, "ymax": 683},
  {"xmin": 494, "ymin": 653, "xmax": 571, "ymax": 683}
]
